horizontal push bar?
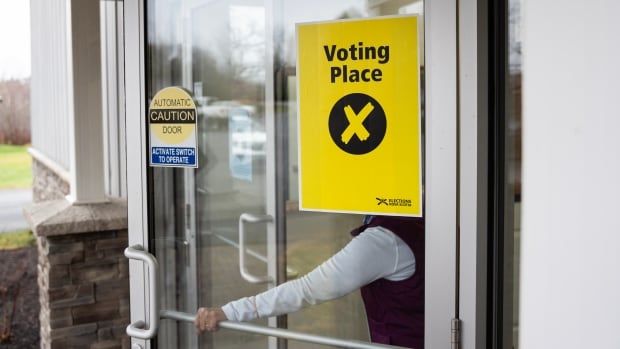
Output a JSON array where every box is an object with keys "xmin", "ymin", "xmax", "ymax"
[{"xmin": 160, "ymin": 309, "xmax": 407, "ymax": 349}]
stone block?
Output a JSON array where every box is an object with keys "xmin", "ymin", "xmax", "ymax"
[
  {"xmin": 38, "ymin": 263, "xmax": 50, "ymax": 289},
  {"xmin": 50, "ymin": 315, "xmax": 73, "ymax": 329},
  {"xmin": 76, "ymin": 256, "xmax": 120, "ymax": 267},
  {"xmin": 50, "ymin": 283, "xmax": 95, "ymax": 309},
  {"xmin": 97, "ymin": 326, "xmax": 114, "ymax": 341},
  {"xmin": 32, "ymin": 158, "xmax": 70, "ymax": 203},
  {"xmin": 50, "ymin": 322, "xmax": 97, "ymax": 340},
  {"xmin": 96, "ymin": 236, "xmax": 128, "ymax": 251},
  {"xmin": 49, "ymin": 264, "xmax": 71, "ymax": 288},
  {"xmin": 111, "ymin": 324, "xmax": 128, "ymax": 339},
  {"xmin": 48, "ymin": 241, "xmax": 84, "ymax": 254},
  {"xmin": 40, "ymin": 308, "xmax": 51, "ymax": 339},
  {"xmin": 49, "ymin": 250, "xmax": 85, "ymax": 265},
  {"xmin": 85, "ymin": 250, "xmax": 106, "ymax": 261},
  {"xmin": 24, "ymin": 199, "xmax": 127, "ymax": 237},
  {"xmin": 119, "ymin": 298, "xmax": 130, "ymax": 317},
  {"xmin": 37, "ymin": 235, "xmax": 50, "ymax": 255},
  {"xmin": 49, "ymin": 307, "xmax": 73, "ymax": 329},
  {"xmin": 121, "ymin": 337, "xmax": 130, "ymax": 349},
  {"xmin": 86, "ymin": 231, "xmax": 119, "ymax": 241},
  {"xmin": 103, "ymin": 248, "xmax": 125, "ymax": 258},
  {"xmin": 118, "ymin": 258, "xmax": 128, "ymax": 278},
  {"xmin": 97, "ymin": 318, "xmax": 126, "ymax": 327},
  {"xmin": 72, "ymin": 299, "xmax": 120, "ymax": 324},
  {"xmin": 97, "ymin": 317, "xmax": 129, "ymax": 339},
  {"xmin": 71, "ymin": 259, "xmax": 119, "ymax": 284},
  {"xmin": 39, "ymin": 279, "xmax": 50, "ymax": 304},
  {"xmin": 51, "ymin": 333, "xmax": 98, "ymax": 349},
  {"xmin": 84, "ymin": 239, "xmax": 98, "ymax": 253},
  {"xmin": 40, "ymin": 304, "xmax": 49, "ymax": 319},
  {"xmin": 91, "ymin": 339, "xmax": 122, "ymax": 349},
  {"xmin": 95, "ymin": 279, "xmax": 129, "ymax": 302}
]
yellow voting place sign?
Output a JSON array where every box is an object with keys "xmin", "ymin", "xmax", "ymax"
[{"xmin": 297, "ymin": 16, "xmax": 422, "ymax": 217}]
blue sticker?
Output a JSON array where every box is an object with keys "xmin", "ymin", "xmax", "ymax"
[{"xmin": 151, "ymin": 147, "xmax": 196, "ymax": 166}]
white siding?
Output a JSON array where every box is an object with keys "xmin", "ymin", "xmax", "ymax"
[
  {"xmin": 31, "ymin": 0, "xmax": 126, "ymax": 198},
  {"xmin": 520, "ymin": 1, "xmax": 620, "ymax": 348},
  {"xmin": 30, "ymin": 0, "xmax": 71, "ymax": 170},
  {"xmin": 101, "ymin": 1, "xmax": 127, "ymax": 198}
]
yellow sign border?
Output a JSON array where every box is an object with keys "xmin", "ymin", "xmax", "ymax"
[{"xmin": 296, "ymin": 15, "xmax": 423, "ymax": 217}]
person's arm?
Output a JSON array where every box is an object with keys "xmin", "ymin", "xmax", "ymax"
[
  {"xmin": 195, "ymin": 226, "xmax": 415, "ymax": 333},
  {"xmin": 222, "ymin": 226, "xmax": 412, "ymax": 321}
]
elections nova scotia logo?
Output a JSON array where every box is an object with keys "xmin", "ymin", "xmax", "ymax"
[
  {"xmin": 375, "ymin": 197, "xmax": 413, "ymax": 207},
  {"xmin": 148, "ymin": 87, "xmax": 198, "ymax": 168}
]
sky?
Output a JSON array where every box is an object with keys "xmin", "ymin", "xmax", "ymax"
[{"xmin": 0, "ymin": 1, "xmax": 31, "ymax": 79}]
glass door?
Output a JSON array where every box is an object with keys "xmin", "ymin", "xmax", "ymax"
[
  {"xmin": 125, "ymin": 0, "xmax": 462, "ymax": 348},
  {"xmin": 147, "ymin": 1, "xmax": 277, "ymax": 348}
]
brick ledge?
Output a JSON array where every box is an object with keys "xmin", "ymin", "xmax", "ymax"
[{"xmin": 23, "ymin": 198, "xmax": 128, "ymax": 237}]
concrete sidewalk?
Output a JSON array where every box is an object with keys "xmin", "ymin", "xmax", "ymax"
[{"xmin": 0, "ymin": 189, "xmax": 32, "ymax": 233}]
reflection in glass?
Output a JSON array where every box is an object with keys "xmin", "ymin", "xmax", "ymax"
[
  {"xmin": 278, "ymin": 3, "xmax": 425, "ymax": 348},
  {"xmin": 509, "ymin": 0, "xmax": 522, "ymax": 347}
]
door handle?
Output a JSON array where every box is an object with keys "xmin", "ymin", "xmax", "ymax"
[
  {"xmin": 238, "ymin": 213, "xmax": 274, "ymax": 284},
  {"xmin": 160, "ymin": 310, "xmax": 406, "ymax": 349},
  {"xmin": 124, "ymin": 245, "xmax": 160, "ymax": 339}
]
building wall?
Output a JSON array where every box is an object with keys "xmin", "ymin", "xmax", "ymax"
[
  {"xmin": 30, "ymin": 0, "xmax": 71, "ymax": 170},
  {"xmin": 37, "ymin": 229, "xmax": 129, "ymax": 349},
  {"xmin": 28, "ymin": 2, "xmax": 130, "ymax": 347},
  {"xmin": 30, "ymin": 0, "xmax": 127, "ymax": 198},
  {"xmin": 32, "ymin": 157, "xmax": 70, "ymax": 202},
  {"xmin": 520, "ymin": 1, "xmax": 620, "ymax": 348}
]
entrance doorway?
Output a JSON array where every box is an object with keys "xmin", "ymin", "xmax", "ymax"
[{"xmin": 124, "ymin": 0, "xmax": 464, "ymax": 348}]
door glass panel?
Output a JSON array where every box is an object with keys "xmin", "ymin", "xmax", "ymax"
[
  {"xmin": 277, "ymin": 3, "xmax": 425, "ymax": 345},
  {"xmin": 148, "ymin": 1, "xmax": 270, "ymax": 348},
  {"xmin": 146, "ymin": 1, "xmax": 425, "ymax": 348}
]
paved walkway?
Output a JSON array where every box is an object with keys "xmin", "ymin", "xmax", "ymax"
[{"xmin": 0, "ymin": 189, "xmax": 32, "ymax": 233}]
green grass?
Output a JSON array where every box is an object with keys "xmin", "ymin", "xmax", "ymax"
[
  {"xmin": 0, "ymin": 230, "xmax": 35, "ymax": 250},
  {"xmin": 0, "ymin": 144, "xmax": 31, "ymax": 189}
]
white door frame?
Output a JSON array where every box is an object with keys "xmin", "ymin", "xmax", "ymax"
[
  {"xmin": 457, "ymin": 0, "xmax": 490, "ymax": 347},
  {"xmin": 123, "ymin": 0, "xmax": 489, "ymax": 348},
  {"xmin": 423, "ymin": 0, "xmax": 458, "ymax": 345},
  {"xmin": 124, "ymin": 0, "xmax": 150, "ymax": 348}
]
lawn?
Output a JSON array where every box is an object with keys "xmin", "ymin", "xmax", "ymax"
[
  {"xmin": 0, "ymin": 230, "xmax": 35, "ymax": 250},
  {"xmin": 0, "ymin": 144, "xmax": 31, "ymax": 189}
]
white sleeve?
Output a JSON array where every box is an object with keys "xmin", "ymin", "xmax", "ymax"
[{"xmin": 222, "ymin": 226, "xmax": 414, "ymax": 322}]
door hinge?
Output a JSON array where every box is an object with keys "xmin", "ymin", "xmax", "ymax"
[{"xmin": 451, "ymin": 318, "xmax": 461, "ymax": 349}]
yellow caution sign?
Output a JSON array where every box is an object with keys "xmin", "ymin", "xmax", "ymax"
[
  {"xmin": 297, "ymin": 16, "xmax": 422, "ymax": 216},
  {"xmin": 148, "ymin": 87, "xmax": 198, "ymax": 168}
]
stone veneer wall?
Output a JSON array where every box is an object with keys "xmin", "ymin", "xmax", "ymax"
[
  {"xmin": 32, "ymin": 158, "xmax": 70, "ymax": 203},
  {"xmin": 37, "ymin": 230, "xmax": 130, "ymax": 349},
  {"xmin": 24, "ymin": 195, "xmax": 130, "ymax": 349}
]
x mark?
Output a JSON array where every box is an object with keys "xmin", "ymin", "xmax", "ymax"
[{"xmin": 341, "ymin": 102, "xmax": 374, "ymax": 144}]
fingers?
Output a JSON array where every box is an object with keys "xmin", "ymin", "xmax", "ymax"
[
  {"xmin": 195, "ymin": 307, "xmax": 205, "ymax": 333},
  {"xmin": 204, "ymin": 310, "xmax": 217, "ymax": 332},
  {"xmin": 195, "ymin": 308, "xmax": 224, "ymax": 334}
]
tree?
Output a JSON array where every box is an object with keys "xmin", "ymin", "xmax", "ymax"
[{"xmin": 0, "ymin": 78, "xmax": 30, "ymax": 145}]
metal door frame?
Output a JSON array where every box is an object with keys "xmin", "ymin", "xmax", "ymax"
[
  {"xmin": 124, "ymin": 0, "xmax": 149, "ymax": 348},
  {"xmin": 423, "ymin": 0, "xmax": 458, "ymax": 344},
  {"xmin": 123, "ymin": 0, "xmax": 488, "ymax": 348}
]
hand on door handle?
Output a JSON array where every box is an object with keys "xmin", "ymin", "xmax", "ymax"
[{"xmin": 195, "ymin": 307, "xmax": 227, "ymax": 333}]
